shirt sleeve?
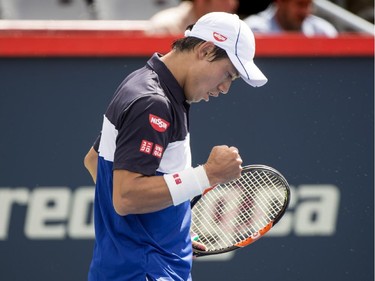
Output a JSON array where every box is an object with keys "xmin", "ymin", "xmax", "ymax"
[{"xmin": 113, "ymin": 94, "xmax": 173, "ymax": 176}]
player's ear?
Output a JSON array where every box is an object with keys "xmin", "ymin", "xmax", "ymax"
[{"xmin": 197, "ymin": 41, "xmax": 216, "ymax": 61}]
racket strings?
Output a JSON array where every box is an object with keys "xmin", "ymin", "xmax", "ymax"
[
  {"xmin": 191, "ymin": 168, "xmax": 288, "ymax": 252},
  {"xmin": 232, "ymin": 174, "xmax": 274, "ymax": 235},
  {"xmin": 192, "ymin": 184, "xmax": 245, "ymax": 248},
  {"xmin": 245, "ymin": 171, "xmax": 285, "ymax": 218}
]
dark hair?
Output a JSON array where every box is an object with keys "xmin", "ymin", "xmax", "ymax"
[{"xmin": 171, "ymin": 24, "xmax": 228, "ymax": 62}]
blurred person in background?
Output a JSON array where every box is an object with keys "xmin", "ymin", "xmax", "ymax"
[
  {"xmin": 244, "ymin": 0, "xmax": 338, "ymax": 37},
  {"xmin": 236, "ymin": 0, "xmax": 273, "ymax": 19},
  {"xmin": 147, "ymin": 0, "xmax": 239, "ymax": 35}
]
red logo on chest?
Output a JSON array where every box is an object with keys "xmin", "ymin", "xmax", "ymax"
[{"xmin": 149, "ymin": 114, "xmax": 170, "ymax": 132}]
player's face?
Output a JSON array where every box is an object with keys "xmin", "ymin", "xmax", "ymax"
[{"xmin": 185, "ymin": 57, "xmax": 239, "ymax": 103}]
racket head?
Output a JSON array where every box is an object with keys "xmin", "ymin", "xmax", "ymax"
[{"xmin": 191, "ymin": 164, "xmax": 290, "ymax": 257}]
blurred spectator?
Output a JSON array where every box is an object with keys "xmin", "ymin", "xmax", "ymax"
[
  {"xmin": 236, "ymin": 0, "xmax": 273, "ymax": 19},
  {"xmin": 244, "ymin": 0, "xmax": 338, "ymax": 37},
  {"xmin": 147, "ymin": 0, "xmax": 239, "ymax": 35},
  {"xmin": 92, "ymin": 0, "xmax": 180, "ymax": 20}
]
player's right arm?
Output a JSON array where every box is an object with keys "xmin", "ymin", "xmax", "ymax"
[{"xmin": 112, "ymin": 145, "xmax": 242, "ymax": 216}]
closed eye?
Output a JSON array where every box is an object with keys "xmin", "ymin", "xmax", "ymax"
[{"xmin": 227, "ymin": 71, "xmax": 240, "ymax": 81}]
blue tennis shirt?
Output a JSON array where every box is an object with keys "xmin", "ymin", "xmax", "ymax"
[{"xmin": 89, "ymin": 54, "xmax": 193, "ymax": 281}]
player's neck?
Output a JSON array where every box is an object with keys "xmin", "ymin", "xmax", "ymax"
[{"xmin": 160, "ymin": 50, "xmax": 192, "ymax": 88}]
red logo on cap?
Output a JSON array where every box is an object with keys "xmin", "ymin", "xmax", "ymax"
[{"xmin": 213, "ymin": 32, "xmax": 227, "ymax": 42}]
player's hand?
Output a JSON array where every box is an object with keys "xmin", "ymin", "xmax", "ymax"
[
  {"xmin": 203, "ymin": 145, "xmax": 243, "ymax": 186},
  {"xmin": 192, "ymin": 240, "xmax": 207, "ymax": 258}
]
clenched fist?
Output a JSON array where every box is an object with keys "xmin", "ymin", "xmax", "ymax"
[{"xmin": 203, "ymin": 145, "xmax": 243, "ymax": 186}]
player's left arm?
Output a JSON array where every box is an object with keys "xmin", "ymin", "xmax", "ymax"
[{"xmin": 84, "ymin": 146, "xmax": 98, "ymax": 183}]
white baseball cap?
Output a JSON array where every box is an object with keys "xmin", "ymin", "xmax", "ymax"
[{"xmin": 185, "ymin": 12, "xmax": 267, "ymax": 87}]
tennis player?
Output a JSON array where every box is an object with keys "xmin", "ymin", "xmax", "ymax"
[{"xmin": 84, "ymin": 12, "xmax": 267, "ymax": 281}]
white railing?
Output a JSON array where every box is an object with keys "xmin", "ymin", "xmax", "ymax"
[{"xmin": 314, "ymin": 0, "xmax": 375, "ymax": 36}]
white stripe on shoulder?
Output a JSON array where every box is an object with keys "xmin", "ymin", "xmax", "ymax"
[
  {"xmin": 157, "ymin": 133, "xmax": 192, "ymax": 174},
  {"xmin": 98, "ymin": 115, "xmax": 118, "ymax": 162}
]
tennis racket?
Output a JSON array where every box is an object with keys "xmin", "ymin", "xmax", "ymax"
[{"xmin": 190, "ymin": 164, "xmax": 290, "ymax": 257}]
